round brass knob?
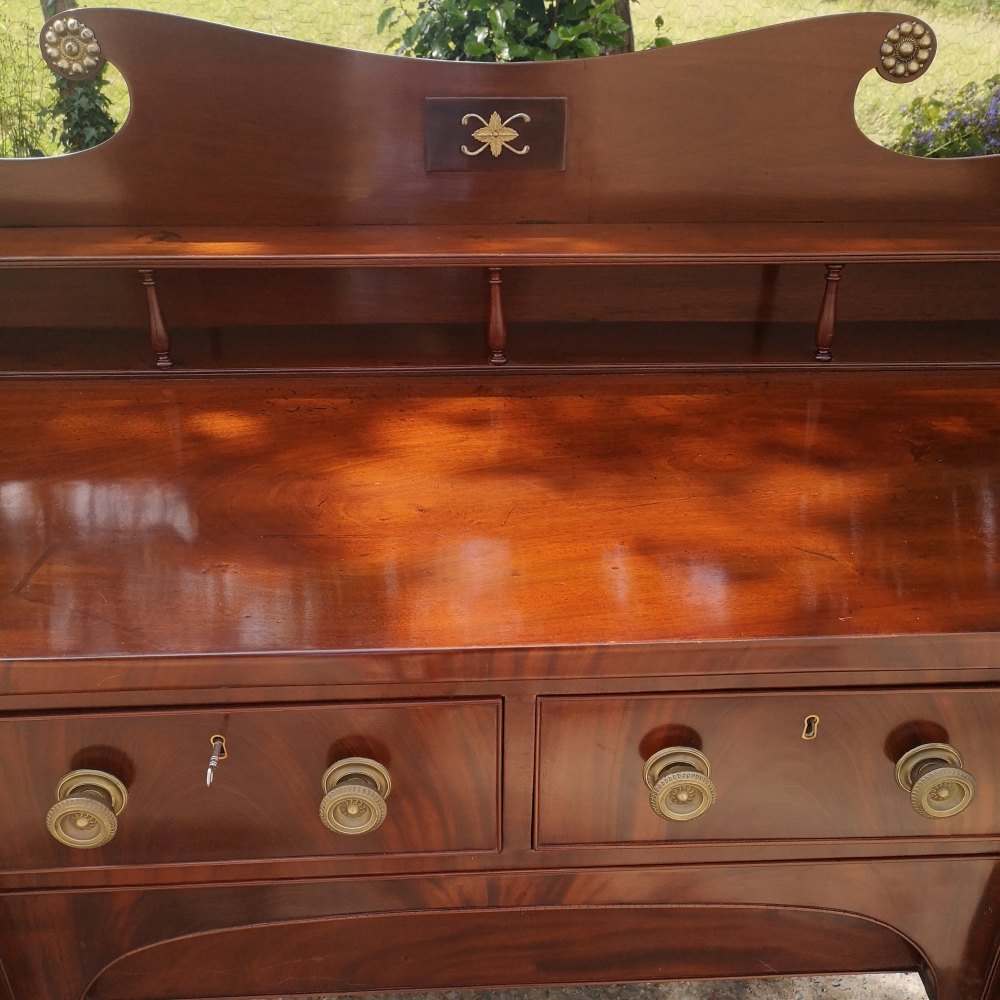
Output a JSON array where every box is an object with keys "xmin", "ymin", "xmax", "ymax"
[
  {"xmin": 643, "ymin": 746, "xmax": 716, "ymax": 822},
  {"xmin": 46, "ymin": 769, "xmax": 128, "ymax": 849},
  {"xmin": 320, "ymin": 757, "xmax": 391, "ymax": 835},
  {"xmin": 895, "ymin": 743, "xmax": 977, "ymax": 819}
]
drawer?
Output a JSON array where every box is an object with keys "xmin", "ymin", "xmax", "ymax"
[
  {"xmin": 535, "ymin": 690, "xmax": 1000, "ymax": 846},
  {"xmin": 0, "ymin": 699, "xmax": 500, "ymax": 870}
]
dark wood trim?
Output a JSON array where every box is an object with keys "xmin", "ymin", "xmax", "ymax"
[
  {"xmin": 6, "ymin": 632, "xmax": 1000, "ymax": 696},
  {"xmin": 814, "ymin": 263, "xmax": 843, "ymax": 361},
  {"xmin": 138, "ymin": 269, "xmax": 173, "ymax": 370},
  {"xmin": 3, "ymin": 861, "xmax": 987, "ymax": 1000},
  {"xmin": 79, "ymin": 904, "xmax": 926, "ymax": 1000},
  {"xmin": 1, "ymin": 225, "xmax": 998, "ymax": 268},
  {"xmin": 4, "ymin": 360, "xmax": 1000, "ymax": 380},
  {"xmin": 488, "ymin": 267, "xmax": 508, "ymax": 365}
]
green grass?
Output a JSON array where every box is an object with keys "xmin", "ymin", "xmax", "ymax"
[
  {"xmin": 0, "ymin": 0, "xmax": 59, "ymax": 155},
  {"xmin": 2, "ymin": 0, "xmax": 999, "ymax": 154}
]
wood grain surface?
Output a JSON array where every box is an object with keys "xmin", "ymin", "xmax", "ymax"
[
  {"xmin": 0, "ymin": 10, "xmax": 997, "ymax": 227},
  {"xmin": 82, "ymin": 906, "xmax": 922, "ymax": 1000},
  {"xmin": 0, "ymin": 700, "xmax": 500, "ymax": 872},
  {"xmin": 1, "ymin": 859, "xmax": 995, "ymax": 1000},
  {"xmin": 2, "ymin": 224, "xmax": 999, "ymax": 267},
  {"xmin": 536, "ymin": 690, "xmax": 1000, "ymax": 846},
  {"xmin": 1, "ymin": 371, "xmax": 998, "ymax": 658}
]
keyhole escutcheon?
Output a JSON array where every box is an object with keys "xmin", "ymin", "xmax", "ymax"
[{"xmin": 802, "ymin": 715, "xmax": 820, "ymax": 740}]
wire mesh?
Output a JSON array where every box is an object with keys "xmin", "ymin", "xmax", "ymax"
[{"xmin": 1, "ymin": 0, "xmax": 999, "ymax": 154}]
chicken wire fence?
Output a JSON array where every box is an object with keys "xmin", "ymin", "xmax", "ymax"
[{"xmin": 2, "ymin": 0, "xmax": 999, "ymax": 155}]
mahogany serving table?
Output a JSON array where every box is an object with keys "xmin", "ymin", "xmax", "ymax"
[{"xmin": 2, "ymin": 7, "xmax": 1000, "ymax": 1000}]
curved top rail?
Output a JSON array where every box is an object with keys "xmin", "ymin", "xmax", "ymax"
[{"xmin": 0, "ymin": 7, "xmax": 996, "ymax": 226}]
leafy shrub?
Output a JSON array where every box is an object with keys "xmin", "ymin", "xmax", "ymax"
[
  {"xmin": 0, "ymin": 2, "xmax": 117, "ymax": 157},
  {"xmin": 892, "ymin": 74, "xmax": 1000, "ymax": 157},
  {"xmin": 47, "ymin": 68, "xmax": 119, "ymax": 153},
  {"xmin": 378, "ymin": 0, "xmax": 669, "ymax": 61}
]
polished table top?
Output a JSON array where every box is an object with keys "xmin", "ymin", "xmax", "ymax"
[{"xmin": 1, "ymin": 371, "xmax": 998, "ymax": 659}]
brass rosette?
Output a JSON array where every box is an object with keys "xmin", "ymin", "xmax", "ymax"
[
  {"xmin": 877, "ymin": 19, "xmax": 935, "ymax": 82},
  {"xmin": 895, "ymin": 743, "xmax": 977, "ymax": 819},
  {"xmin": 40, "ymin": 15, "xmax": 104, "ymax": 82},
  {"xmin": 320, "ymin": 757, "xmax": 391, "ymax": 835},
  {"xmin": 46, "ymin": 769, "xmax": 128, "ymax": 849},
  {"xmin": 643, "ymin": 746, "xmax": 717, "ymax": 823}
]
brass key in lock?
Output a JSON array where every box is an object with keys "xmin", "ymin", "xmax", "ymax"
[{"xmin": 206, "ymin": 735, "xmax": 227, "ymax": 787}]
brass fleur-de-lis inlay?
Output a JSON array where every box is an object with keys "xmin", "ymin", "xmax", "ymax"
[{"xmin": 461, "ymin": 112, "xmax": 531, "ymax": 157}]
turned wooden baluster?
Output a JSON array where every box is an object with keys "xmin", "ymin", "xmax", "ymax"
[
  {"xmin": 139, "ymin": 269, "xmax": 174, "ymax": 370},
  {"xmin": 487, "ymin": 267, "xmax": 508, "ymax": 366},
  {"xmin": 814, "ymin": 263, "xmax": 844, "ymax": 362}
]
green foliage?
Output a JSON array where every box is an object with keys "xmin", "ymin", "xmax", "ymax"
[
  {"xmin": 891, "ymin": 75, "xmax": 1000, "ymax": 156},
  {"xmin": 46, "ymin": 68, "xmax": 119, "ymax": 153},
  {"xmin": 378, "ymin": 0, "xmax": 666, "ymax": 60},
  {"xmin": 651, "ymin": 13, "xmax": 670, "ymax": 45},
  {"xmin": 0, "ymin": 0, "xmax": 118, "ymax": 157},
  {"xmin": 0, "ymin": 2, "xmax": 51, "ymax": 156}
]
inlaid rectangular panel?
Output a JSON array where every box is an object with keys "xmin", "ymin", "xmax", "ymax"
[
  {"xmin": 425, "ymin": 97, "xmax": 567, "ymax": 171},
  {"xmin": 0, "ymin": 699, "xmax": 500, "ymax": 871},
  {"xmin": 535, "ymin": 689, "xmax": 1000, "ymax": 847}
]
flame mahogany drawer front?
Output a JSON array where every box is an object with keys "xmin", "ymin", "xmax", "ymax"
[
  {"xmin": 0, "ymin": 699, "xmax": 501, "ymax": 871},
  {"xmin": 535, "ymin": 690, "xmax": 1000, "ymax": 847}
]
